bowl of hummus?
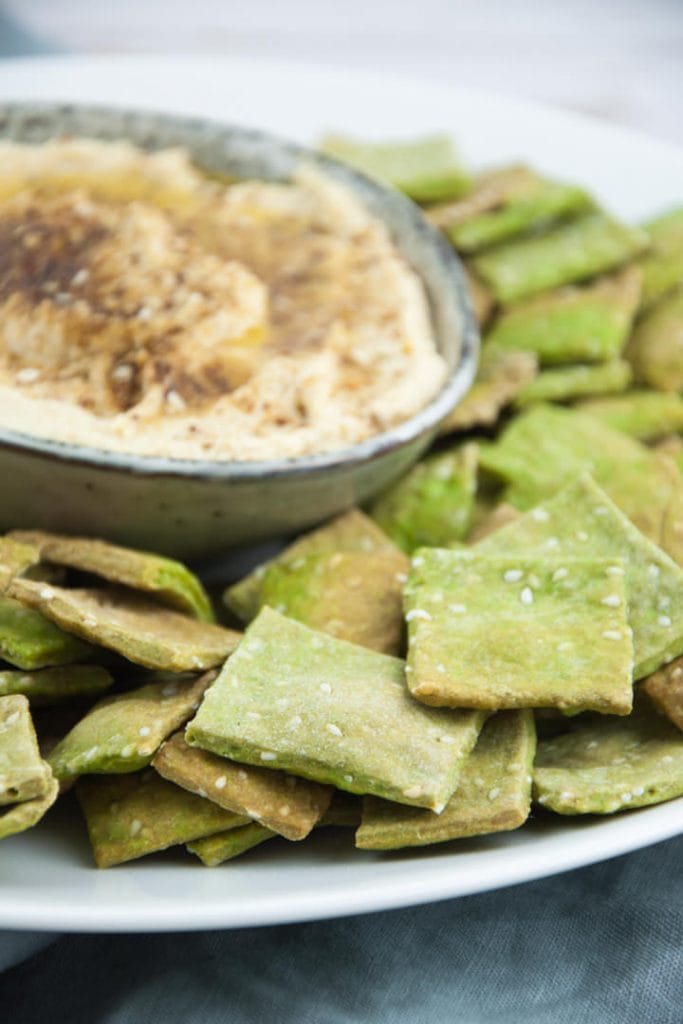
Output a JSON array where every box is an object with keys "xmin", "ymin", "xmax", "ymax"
[{"xmin": 0, "ymin": 103, "xmax": 477, "ymax": 558}]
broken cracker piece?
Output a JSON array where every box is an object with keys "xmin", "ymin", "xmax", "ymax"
[{"xmin": 0, "ymin": 694, "xmax": 53, "ymax": 805}]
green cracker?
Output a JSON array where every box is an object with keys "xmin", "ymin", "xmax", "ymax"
[
  {"xmin": 478, "ymin": 404, "xmax": 683, "ymax": 550},
  {"xmin": 356, "ymin": 710, "xmax": 536, "ymax": 850},
  {"xmin": 404, "ymin": 552, "xmax": 632, "ymax": 713},
  {"xmin": 484, "ymin": 266, "xmax": 642, "ymax": 365},
  {"xmin": 0, "ymin": 664, "xmax": 112, "ymax": 705},
  {"xmin": 259, "ymin": 549, "xmax": 408, "ymax": 656},
  {"xmin": 533, "ymin": 695, "xmax": 683, "ymax": 814},
  {"xmin": 641, "ymin": 657, "xmax": 683, "ymax": 732},
  {"xmin": 153, "ymin": 730, "xmax": 332, "ymax": 840},
  {"xmin": 446, "ymin": 180, "xmax": 592, "ymax": 253},
  {"xmin": 439, "ymin": 346, "xmax": 537, "ymax": 433},
  {"xmin": 0, "ymin": 536, "xmax": 40, "ymax": 591},
  {"xmin": 47, "ymin": 673, "xmax": 214, "ymax": 780},
  {"xmin": 225, "ymin": 509, "xmax": 400, "ymax": 624},
  {"xmin": 320, "ymin": 135, "xmax": 471, "ymax": 202},
  {"xmin": 473, "ymin": 212, "xmax": 647, "ymax": 303},
  {"xmin": 625, "ymin": 288, "xmax": 683, "ymax": 392},
  {"xmin": 0, "ymin": 595, "xmax": 94, "ymax": 670},
  {"xmin": 0, "ymin": 776, "xmax": 58, "ymax": 840},
  {"xmin": 76, "ymin": 769, "xmax": 249, "ymax": 867},
  {"xmin": 11, "ymin": 531, "xmax": 214, "ymax": 622},
  {"xmin": 475, "ymin": 474, "xmax": 683, "ymax": 679},
  {"xmin": 369, "ymin": 443, "xmax": 478, "ymax": 553},
  {"xmin": 641, "ymin": 206, "xmax": 683, "ymax": 309},
  {"xmin": 514, "ymin": 360, "xmax": 632, "ymax": 408},
  {"xmin": 187, "ymin": 822, "xmax": 276, "ymax": 866},
  {"xmin": 578, "ymin": 391, "xmax": 683, "ymax": 441},
  {"xmin": 186, "ymin": 607, "xmax": 486, "ymax": 812},
  {"xmin": 0, "ymin": 694, "xmax": 53, "ymax": 805},
  {"xmin": 427, "ymin": 164, "xmax": 541, "ymax": 231},
  {"xmin": 6, "ymin": 580, "xmax": 240, "ymax": 672}
]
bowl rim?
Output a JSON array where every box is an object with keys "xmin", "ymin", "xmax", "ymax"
[{"xmin": 0, "ymin": 101, "xmax": 479, "ymax": 481}]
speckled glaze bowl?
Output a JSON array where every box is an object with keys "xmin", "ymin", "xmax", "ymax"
[{"xmin": 0, "ymin": 103, "xmax": 478, "ymax": 560}]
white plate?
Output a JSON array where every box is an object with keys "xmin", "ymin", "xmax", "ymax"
[{"xmin": 1, "ymin": 54, "xmax": 682, "ymax": 933}]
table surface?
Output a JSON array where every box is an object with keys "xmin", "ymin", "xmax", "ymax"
[{"xmin": 3, "ymin": 0, "xmax": 682, "ymax": 143}]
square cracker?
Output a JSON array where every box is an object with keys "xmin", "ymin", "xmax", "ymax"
[
  {"xmin": 640, "ymin": 657, "xmax": 683, "ymax": 731},
  {"xmin": 187, "ymin": 822, "xmax": 277, "ymax": 866},
  {"xmin": 356, "ymin": 711, "xmax": 535, "ymax": 849},
  {"xmin": 0, "ymin": 595, "xmax": 94, "ymax": 670},
  {"xmin": 0, "ymin": 665, "xmax": 113, "ymax": 706},
  {"xmin": 186, "ymin": 607, "xmax": 486, "ymax": 812},
  {"xmin": 0, "ymin": 776, "xmax": 58, "ymax": 840},
  {"xmin": 153, "ymin": 730, "xmax": 332, "ymax": 840},
  {"xmin": 0, "ymin": 694, "xmax": 54, "ymax": 805},
  {"xmin": 474, "ymin": 474, "xmax": 683, "ymax": 679},
  {"xmin": 404, "ymin": 552, "xmax": 632, "ymax": 714}
]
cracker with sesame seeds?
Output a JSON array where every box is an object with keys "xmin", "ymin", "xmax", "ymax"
[
  {"xmin": 0, "ymin": 595, "xmax": 95, "ymax": 670},
  {"xmin": 186, "ymin": 607, "xmax": 486, "ymax": 811},
  {"xmin": 47, "ymin": 672, "xmax": 214, "ymax": 781},
  {"xmin": 369, "ymin": 444, "xmax": 478, "ymax": 554},
  {"xmin": 472, "ymin": 211, "xmax": 647, "ymax": 303},
  {"xmin": 475, "ymin": 474, "xmax": 683, "ymax": 679},
  {"xmin": 0, "ymin": 536, "xmax": 40, "ymax": 591},
  {"xmin": 404, "ymin": 552, "xmax": 632, "ymax": 713},
  {"xmin": 478, "ymin": 404, "xmax": 683, "ymax": 550},
  {"xmin": 0, "ymin": 664, "xmax": 113, "ymax": 705},
  {"xmin": 445, "ymin": 180, "xmax": 592, "ymax": 253},
  {"xmin": 187, "ymin": 821, "xmax": 277, "ymax": 865},
  {"xmin": 439, "ymin": 346, "xmax": 537, "ymax": 434},
  {"xmin": 577, "ymin": 391, "xmax": 683, "ymax": 441},
  {"xmin": 533, "ymin": 694, "xmax": 683, "ymax": 814},
  {"xmin": 10, "ymin": 531, "xmax": 214, "ymax": 622},
  {"xmin": 484, "ymin": 266, "xmax": 642, "ymax": 366},
  {"xmin": 76, "ymin": 770, "xmax": 249, "ymax": 867},
  {"xmin": 514, "ymin": 360, "xmax": 632, "ymax": 408},
  {"xmin": 258, "ymin": 549, "xmax": 408, "ymax": 656},
  {"xmin": 625, "ymin": 288, "xmax": 683, "ymax": 392},
  {"xmin": 640, "ymin": 657, "xmax": 683, "ymax": 732},
  {"xmin": 0, "ymin": 694, "xmax": 54, "ymax": 805},
  {"xmin": 5, "ymin": 580, "xmax": 240, "ymax": 672},
  {"xmin": 153, "ymin": 730, "xmax": 332, "ymax": 840},
  {"xmin": 356, "ymin": 710, "xmax": 536, "ymax": 850},
  {"xmin": 225, "ymin": 509, "xmax": 400, "ymax": 624},
  {"xmin": 640, "ymin": 206, "xmax": 683, "ymax": 309},
  {"xmin": 0, "ymin": 775, "xmax": 58, "ymax": 841}
]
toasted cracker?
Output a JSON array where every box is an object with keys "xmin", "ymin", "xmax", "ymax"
[
  {"xmin": 47, "ymin": 673, "xmax": 213, "ymax": 780},
  {"xmin": 225, "ymin": 509, "xmax": 399, "ymax": 624},
  {"xmin": 76, "ymin": 769, "xmax": 249, "ymax": 867},
  {"xmin": 186, "ymin": 607, "xmax": 486, "ymax": 812},
  {"xmin": 187, "ymin": 822, "xmax": 276, "ymax": 866},
  {"xmin": 625, "ymin": 288, "xmax": 683, "ymax": 392},
  {"xmin": 0, "ymin": 775, "xmax": 58, "ymax": 840},
  {"xmin": 427, "ymin": 164, "xmax": 540, "ymax": 230},
  {"xmin": 514, "ymin": 360, "xmax": 632, "ymax": 408},
  {"xmin": 0, "ymin": 664, "xmax": 113, "ymax": 705},
  {"xmin": 439, "ymin": 346, "xmax": 537, "ymax": 433},
  {"xmin": 473, "ymin": 212, "xmax": 647, "ymax": 303},
  {"xmin": 578, "ymin": 391, "xmax": 683, "ymax": 440},
  {"xmin": 6, "ymin": 580, "xmax": 239, "ymax": 671},
  {"xmin": 641, "ymin": 206, "xmax": 683, "ymax": 309},
  {"xmin": 484, "ymin": 266, "xmax": 642, "ymax": 365},
  {"xmin": 259, "ymin": 549, "xmax": 408, "ymax": 656},
  {"xmin": 475, "ymin": 474, "xmax": 683, "ymax": 679},
  {"xmin": 153, "ymin": 730, "xmax": 332, "ymax": 840},
  {"xmin": 0, "ymin": 694, "xmax": 53, "ymax": 805},
  {"xmin": 11, "ymin": 531, "xmax": 214, "ymax": 621},
  {"xmin": 356, "ymin": 710, "xmax": 535, "ymax": 849},
  {"xmin": 369, "ymin": 443, "xmax": 478, "ymax": 553},
  {"xmin": 533, "ymin": 695, "xmax": 683, "ymax": 814},
  {"xmin": 0, "ymin": 595, "xmax": 94, "ymax": 670},
  {"xmin": 405, "ymin": 552, "xmax": 632, "ymax": 713},
  {"xmin": 640, "ymin": 657, "xmax": 683, "ymax": 731}
]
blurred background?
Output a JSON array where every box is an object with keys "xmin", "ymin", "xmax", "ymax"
[{"xmin": 0, "ymin": 0, "xmax": 681, "ymax": 143}]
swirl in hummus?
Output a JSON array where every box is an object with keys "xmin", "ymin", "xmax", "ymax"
[{"xmin": 0, "ymin": 139, "xmax": 446, "ymax": 461}]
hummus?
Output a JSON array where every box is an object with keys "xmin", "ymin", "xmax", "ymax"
[{"xmin": 0, "ymin": 139, "xmax": 446, "ymax": 461}]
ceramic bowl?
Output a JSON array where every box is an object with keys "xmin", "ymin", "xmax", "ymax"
[{"xmin": 0, "ymin": 102, "xmax": 478, "ymax": 559}]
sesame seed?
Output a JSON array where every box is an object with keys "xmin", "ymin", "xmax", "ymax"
[
  {"xmin": 121, "ymin": 745, "xmax": 135, "ymax": 758},
  {"xmin": 632, "ymin": 786, "xmax": 645, "ymax": 797},
  {"xmin": 672, "ymin": 666, "xmax": 683, "ymax": 680},
  {"xmin": 601, "ymin": 594, "xmax": 621, "ymax": 608},
  {"xmin": 448, "ymin": 603, "xmax": 466, "ymax": 614},
  {"xmin": 406, "ymin": 608, "xmax": 432, "ymax": 622},
  {"xmin": 344, "ymin": 774, "xmax": 353, "ymax": 784},
  {"xmin": 246, "ymin": 711, "xmax": 261, "ymax": 720},
  {"xmin": 557, "ymin": 641, "xmax": 572, "ymax": 651},
  {"xmin": 214, "ymin": 776, "xmax": 227, "ymax": 789},
  {"xmin": 439, "ymin": 735, "xmax": 455, "ymax": 744},
  {"xmin": 648, "ymin": 564, "xmax": 661, "ymax": 579},
  {"xmin": 520, "ymin": 586, "xmax": 534, "ymax": 606},
  {"xmin": 531, "ymin": 508, "xmax": 549, "ymax": 522},
  {"xmin": 552, "ymin": 568, "xmax": 569, "ymax": 581},
  {"xmin": 310, "ymin": 637, "xmax": 324, "ymax": 649},
  {"xmin": 16, "ymin": 367, "xmax": 41, "ymax": 384},
  {"xmin": 412, "ymin": 556, "xmax": 425, "ymax": 568},
  {"xmin": 576, "ymin": 530, "xmax": 589, "ymax": 542},
  {"xmin": 395, "ymin": 572, "xmax": 408, "ymax": 584},
  {"xmin": 605, "ymin": 565, "xmax": 625, "ymax": 576},
  {"xmin": 83, "ymin": 614, "xmax": 98, "ymax": 628},
  {"xmin": 503, "ymin": 569, "xmax": 523, "ymax": 583},
  {"xmin": 129, "ymin": 820, "xmax": 142, "ymax": 836},
  {"xmin": 197, "ymin": 788, "xmax": 207, "ymax": 799},
  {"xmin": 112, "ymin": 363, "xmax": 134, "ymax": 382},
  {"xmin": 71, "ymin": 268, "xmax": 90, "ymax": 287},
  {"xmin": 658, "ymin": 596, "xmax": 671, "ymax": 610},
  {"xmin": 436, "ymin": 663, "xmax": 446, "ymax": 674},
  {"xmin": 260, "ymin": 752, "xmax": 276, "ymax": 762},
  {"xmin": 39, "ymin": 586, "xmax": 55, "ymax": 600},
  {"xmin": 326, "ymin": 723, "xmax": 343, "ymax": 737},
  {"xmin": 544, "ymin": 537, "xmax": 559, "ymax": 549},
  {"xmin": 487, "ymin": 787, "xmax": 501, "ymax": 801},
  {"xmin": 138, "ymin": 726, "xmax": 151, "ymax": 737},
  {"xmin": 402, "ymin": 785, "xmax": 422, "ymax": 799},
  {"xmin": 593, "ymin": 506, "xmax": 608, "ymax": 516},
  {"xmin": 586, "ymin": 740, "xmax": 599, "ymax": 749},
  {"xmin": 238, "ymin": 770, "xmax": 248, "ymax": 782},
  {"xmin": 278, "ymin": 805, "xmax": 291, "ymax": 817},
  {"xmin": 658, "ymin": 615, "xmax": 672, "ymax": 628},
  {"xmin": 537, "ymin": 795, "xmax": 548, "ymax": 805},
  {"xmin": 662, "ymin": 755, "xmax": 674, "ymax": 764},
  {"xmin": 83, "ymin": 746, "xmax": 99, "ymax": 761},
  {"xmin": 602, "ymin": 630, "xmax": 622, "ymax": 640},
  {"xmin": 320, "ymin": 682, "xmax": 332, "ymax": 694},
  {"xmin": 620, "ymin": 793, "xmax": 632, "ymax": 803},
  {"xmin": 288, "ymin": 715, "xmax": 302, "ymax": 728},
  {"xmin": 559, "ymin": 790, "xmax": 574, "ymax": 803},
  {"xmin": 162, "ymin": 683, "xmax": 179, "ymax": 698}
]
